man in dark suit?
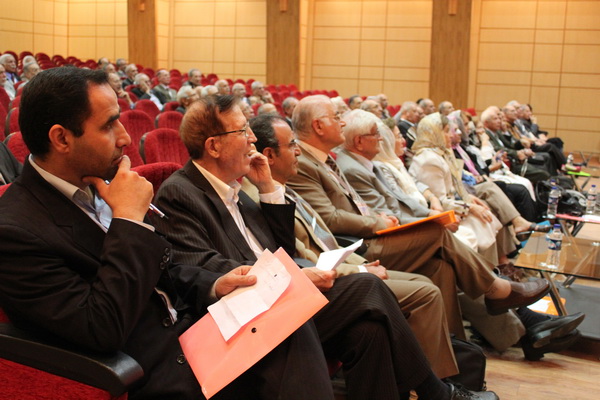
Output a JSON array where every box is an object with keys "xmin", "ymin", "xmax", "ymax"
[
  {"xmin": 152, "ymin": 69, "xmax": 177, "ymax": 104},
  {"xmin": 152, "ymin": 95, "xmax": 498, "ymax": 400},
  {"xmin": 0, "ymin": 68, "xmax": 336, "ymax": 400},
  {"xmin": 0, "ymin": 141, "xmax": 22, "ymax": 184},
  {"xmin": 393, "ymin": 101, "xmax": 420, "ymax": 149}
]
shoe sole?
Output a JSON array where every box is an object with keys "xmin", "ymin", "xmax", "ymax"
[
  {"xmin": 530, "ymin": 313, "xmax": 585, "ymax": 348},
  {"xmin": 487, "ymin": 284, "xmax": 550, "ymax": 316},
  {"xmin": 523, "ymin": 330, "xmax": 581, "ymax": 361}
]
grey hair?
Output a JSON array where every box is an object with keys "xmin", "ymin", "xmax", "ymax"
[
  {"xmin": 292, "ymin": 95, "xmax": 331, "ymax": 139},
  {"xmin": 342, "ymin": 109, "xmax": 379, "ymax": 149},
  {"xmin": 133, "ymin": 73, "xmax": 149, "ymax": 85}
]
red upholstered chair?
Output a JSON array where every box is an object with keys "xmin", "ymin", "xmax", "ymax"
[
  {"xmin": 0, "ymin": 87, "xmax": 10, "ymax": 112},
  {"xmin": 8, "ymin": 96, "xmax": 20, "ymax": 110},
  {"xmin": 134, "ymin": 99, "xmax": 160, "ymax": 120},
  {"xmin": 0, "ymin": 106, "xmax": 7, "ymax": 142},
  {"xmin": 132, "ymin": 162, "xmax": 182, "ymax": 196},
  {"xmin": 5, "ymin": 108, "xmax": 20, "ymax": 137},
  {"xmin": 140, "ymin": 128, "xmax": 188, "ymax": 165},
  {"xmin": 5, "ymin": 132, "xmax": 29, "ymax": 164},
  {"xmin": 155, "ymin": 111, "xmax": 183, "ymax": 130},
  {"xmin": 162, "ymin": 101, "xmax": 179, "ymax": 112},
  {"xmin": 117, "ymin": 98, "xmax": 131, "ymax": 111},
  {"xmin": 119, "ymin": 110, "xmax": 154, "ymax": 149},
  {"xmin": 123, "ymin": 142, "xmax": 145, "ymax": 168},
  {"xmin": 0, "ymin": 183, "xmax": 10, "ymax": 197}
]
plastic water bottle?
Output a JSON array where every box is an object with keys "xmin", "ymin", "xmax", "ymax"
[
  {"xmin": 545, "ymin": 224, "xmax": 563, "ymax": 269},
  {"xmin": 546, "ymin": 186, "xmax": 560, "ymax": 218},
  {"xmin": 586, "ymin": 185, "xmax": 597, "ymax": 215},
  {"xmin": 566, "ymin": 153, "xmax": 574, "ymax": 167}
]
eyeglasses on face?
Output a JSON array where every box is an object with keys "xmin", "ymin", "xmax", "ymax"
[
  {"xmin": 210, "ymin": 122, "xmax": 250, "ymax": 138},
  {"xmin": 360, "ymin": 132, "xmax": 381, "ymax": 139}
]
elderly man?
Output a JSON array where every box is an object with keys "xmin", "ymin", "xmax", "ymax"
[
  {"xmin": 250, "ymin": 113, "xmax": 460, "ymax": 380},
  {"xmin": 248, "ymin": 81, "xmax": 274, "ymax": 105},
  {"xmin": 0, "ymin": 67, "xmax": 344, "ymax": 399},
  {"xmin": 131, "ymin": 73, "xmax": 163, "ymax": 110},
  {"xmin": 360, "ymin": 98, "xmax": 383, "ymax": 118},
  {"xmin": 175, "ymin": 86, "xmax": 199, "ymax": 114},
  {"xmin": 121, "ymin": 63, "xmax": 138, "ymax": 88},
  {"xmin": 418, "ymin": 98, "xmax": 436, "ymax": 115},
  {"xmin": 378, "ymin": 93, "xmax": 391, "ymax": 118},
  {"xmin": 394, "ymin": 101, "xmax": 420, "ymax": 149},
  {"xmin": 21, "ymin": 61, "xmax": 41, "ymax": 83},
  {"xmin": 438, "ymin": 101, "xmax": 455, "ymax": 116},
  {"xmin": 482, "ymin": 107, "xmax": 550, "ymax": 185},
  {"xmin": 151, "ymin": 95, "xmax": 497, "ymax": 400},
  {"xmin": 200, "ymin": 85, "xmax": 218, "ymax": 98},
  {"xmin": 257, "ymin": 103, "xmax": 278, "ymax": 115},
  {"xmin": 108, "ymin": 72, "xmax": 134, "ymax": 108},
  {"xmin": 287, "ymin": 95, "xmax": 550, "ymax": 338},
  {"xmin": 0, "ymin": 64, "xmax": 15, "ymax": 100},
  {"xmin": 115, "ymin": 58, "xmax": 128, "ymax": 78},
  {"xmin": 215, "ymin": 79, "xmax": 231, "ymax": 96},
  {"xmin": 0, "ymin": 53, "xmax": 20, "ymax": 84},
  {"xmin": 182, "ymin": 68, "xmax": 202, "ymax": 88},
  {"xmin": 282, "ymin": 96, "xmax": 299, "ymax": 127},
  {"xmin": 348, "ymin": 95, "xmax": 363, "ymax": 110},
  {"xmin": 232, "ymin": 82, "xmax": 249, "ymax": 104},
  {"xmin": 152, "ymin": 69, "xmax": 177, "ymax": 104}
]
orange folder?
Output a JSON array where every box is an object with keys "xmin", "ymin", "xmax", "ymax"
[
  {"xmin": 179, "ymin": 248, "xmax": 329, "ymax": 399},
  {"xmin": 376, "ymin": 210, "xmax": 457, "ymax": 235}
]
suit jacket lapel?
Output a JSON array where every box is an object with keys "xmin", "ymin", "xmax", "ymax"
[
  {"xmin": 20, "ymin": 161, "xmax": 106, "ymax": 258},
  {"xmin": 181, "ymin": 160, "xmax": 257, "ymax": 260}
]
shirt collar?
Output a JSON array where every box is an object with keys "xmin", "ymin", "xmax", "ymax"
[
  {"xmin": 298, "ymin": 141, "xmax": 329, "ymax": 163},
  {"xmin": 29, "ymin": 155, "xmax": 95, "ymax": 204},
  {"xmin": 350, "ymin": 151, "xmax": 374, "ymax": 172},
  {"xmin": 192, "ymin": 160, "xmax": 241, "ymax": 204}
]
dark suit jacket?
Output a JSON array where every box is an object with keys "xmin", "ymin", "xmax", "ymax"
[
  {"xmin": 152, "ymin": 84, "xmax": 177, "ymax": 104},
  {"xmin": 0, "ymin": 161, "xmax": 222, "ymax": 399},
  {"xmin": 0, "ymin": 142, "xmax": 22, "ymax": 184},
  {"xmin": 152, "ymin": 159, "xmax": 296, "ymax": 271}
]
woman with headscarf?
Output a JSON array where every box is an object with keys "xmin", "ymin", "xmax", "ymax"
[{"xmin": 409, "ymin": 113, "xmax": 517, "ymax": 262}]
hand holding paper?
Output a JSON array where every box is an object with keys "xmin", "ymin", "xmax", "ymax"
[{"xmin": 315, "ymin": 239, "xmax": 364, "ymax": 271}]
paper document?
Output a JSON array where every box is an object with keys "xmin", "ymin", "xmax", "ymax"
[
  {"xmin": 316, "ymin": 239, "xmax": 364, "ymax": 271},
  {"xmin": 208, "ymin": 249, "xmax": 291, "ymax": 341}
]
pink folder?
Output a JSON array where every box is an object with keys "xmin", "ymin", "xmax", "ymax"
[{"xmin": 179, "ymin": 248, "xmax": 329, "ymax": 399}]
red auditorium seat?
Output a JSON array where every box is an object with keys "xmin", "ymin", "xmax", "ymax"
[
  {"xmin": 5, "ymin": 132, "xmax": 30, "ymax": 163},
  {"xmin": 117, "ymin": 98, "xmax": 131, "ymax": 111},
  {"xmin": 0, "ymin": 87, "xmax": 10, "ymax": 112},
  {"xmin": 155, "ymin": 111, "xmax": 183, "ymax": 130},
  {"xmin": 0, "ymin": 106, "xmax": 6, "ymax": 141},
  {"xmin": 5, "ymin": 108, "xmax": 20, "ymax": 138},
  {"xmin": 162, "ymin": 101, "xmax": 179, "ymax": 112},
  {"xmin": 0, "ymin": 183, "xmax": 10, "ymax": 197},
  {"xmin": 119, "ymin": 110, "xmax": 154, "ymax": 149},
  {"xmin": 140, "ymin": 128, "xmax": 187, "ymax": 165},
  {"xmin": 134, "ymin": 99, "xmax": 160, "ymax": 120},
  {"xmin": 132, "ymin": 162, "xmax": 182, "ymax": 196},
  {"xmin": 8, "ymin": 96, "xmax": 20, "ymax": 110}
]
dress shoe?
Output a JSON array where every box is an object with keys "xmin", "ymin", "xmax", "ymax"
[
  {"xmin": 485, "ymin": 279, "xmax": 550, "ymax": 315},
  {"xmin": 522, "ymin": 329, "xmax": 581, "ymax": 361},
  {"xmin": 515, "ymin": 223, "xmax": 551, "ymax": 241},
  {"xmin": 448, "ymin": 383, "xmax": 499, "ymax": 400},
  {"xmin": 527, "ymin": 312, "xmax": 585, "ymax": 348}
]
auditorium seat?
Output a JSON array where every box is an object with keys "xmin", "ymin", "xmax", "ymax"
[
  {"xmin": 117, "ymin": 98, "xmax": 131, "ymax": 112},
  {"xmin": 5, "ymin": 108, "xmax": 20, "ymax": 138},
  {"xmin": 134, "ymin": 99, "xmax": 160, "ymax": 120},
  {"xmin": 155, "ymin": 111, "xmax": 183, "ymax": 130},
  {"xmin": 0, "ymin": 87, "xmax": 10, "ymax": 112},
  {"xmin": 4, "ymin": 132, "xmax": 29, "ymax": 164},
  {"xmin": 162, "ymin": 101, "xmax": 179, "ymax": 112},
  {"xmin": 132, "ymin": 162, "xmax": 182, "ymax": 196},
  {"xmin": 140, "ymin": 128, "xmax": 187, "ymax": 164},
  {"xmin": 119, "ymin": 110, "xmax": 154, "ymax": 149}
]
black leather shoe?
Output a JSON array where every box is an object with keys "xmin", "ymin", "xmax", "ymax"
[
  {"xmin": 485, "ymin": 279, "xmax": 550, "ymax": 315},
  {"xmin": 522, "ymin": 329, "xmax": 581, "ymax": 361},
  {"xmin": 448, "ymin": 383, "xmax": 499, "ymax": 400},
  {"xmin": 527, "ymin": 312, "xmax": 585, "ymax": 348}
]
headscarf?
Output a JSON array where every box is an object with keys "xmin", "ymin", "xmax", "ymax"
[
  {"xmin": 373, "ymin": 119, "xmax": 426, "ymax": 205},
  {"xmin": 412, "ymin": 112, "xmax": 472, "ymax": 202}
]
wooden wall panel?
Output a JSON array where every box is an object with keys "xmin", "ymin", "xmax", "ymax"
[
  {"xmin": 266, "ymin": 0, "xmax": 300, "ymax": 86},
  {"xmin": 127, "ymin": 0, "xmax": 156, "ymax": 68},
  {"xmin": 470, "ymin": 0, "xmax": 600, "ymax": 153}
]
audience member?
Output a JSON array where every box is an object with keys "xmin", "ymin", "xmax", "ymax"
[
  {"xmin": 122, "ymin": 63, "xmax": 138, "ymax": 88},
  {"xmin": 331, "ymin": 96, "xmax": 350, "ymax": 115},
  {"xmin": 0, "ymin": 64, "xmax": 15, "ymax": 100},
  {"xmin": 0, "ymin": 67, "xmax": 342, "ymax": 399},
  {"xmin": 287, "ymin": 95, "xmax": 550, "ymax": 339},
  {"xmin": 132, "ymin": 73, "xmax": 163, "ymax": 110},
  {"xmin": 115, "ymin": 58, "xmax": 128, "ymax": 78},
  {"xmin": 438, "ymin": 101, "xmax": 455, "ymax": 116},
  {"xmin": 348, "ymin": 94, "xmax": 363, "ymax": 110},
  {"xmin": 21, "ymin": 61, "xmax": 41, "ymax": 84},
  {"xmin": 97, "ymin": 57, "xmax": 110, "ymax": 70},
  {"xmin": 240, "ymin": 101, "xmax": 255, "ymax": 119},
  {"xmin": 251, "ymin": 113, "xmax": 460, "ymax": 379},
  {"xmin": 0, "ymin": 53, "xmax": 20, "ymax": 84},
  {"xmin": 360, "ymin": 98, "xmax": 383, "ymax": 118},
  {"xmin": 200, "ymin": 85, "xmax": 218, "ymax": 98},
  {"xmin": 151, "ymin": 95, "xmax": 498, "ymax": 400},
  {"xmin": 257, "ymin": 103, "xmax": 278, "ymax": 115},
  {"xmin": 175, "ymin": 86, "xmax": 199, "ymax": 114},
  {"xmin": 282, "ymin": 96, "xmax": 299, "ymax": 128},
  {"xmin": 153, "ymin": 69, "xmax": 177, "ymax": 103},
  {"xmin": 215, "ymin": 79, "xmax": 231, "ymax": 95},
  {"xmin": 0, "ymin": 141, "xmax": 22, "ymax": 185},
  {"xmin": 418, "ymin": 98, "xmax": 436, "ymax": 115},
  {"xmin": 249, "ymin": 81, "xmax": 274, "ymax": 105},
  {"xmin": 108, "ymin": 72, "xmax": 134, "ymax": 108},
  {"xmin": 232, "ymin": 83, "xmax": 249, "ymax": 104},
  {"xmin": 378, "ymin": 93, "xmax": 391, "ymax": 118},
  {"xmin": 394, "ymin": 101, "xmax": 420, "ymax": 149},
  {"xmin": 182, "ymin": 68, "xmax": 202, "ymax": 88}
]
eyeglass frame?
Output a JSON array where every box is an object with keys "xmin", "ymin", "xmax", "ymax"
[{"xmin": 209, "ymin": 122, "xmax": 250, "ymax": 138}]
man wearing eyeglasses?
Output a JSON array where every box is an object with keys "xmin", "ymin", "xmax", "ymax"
[
  {"xmin": 249, "ymin": 81, "xmax": 274, "ymax": 105},
  {"xmin": 152, "ymin": 95, "xmax": 482, "ymax": 400}
]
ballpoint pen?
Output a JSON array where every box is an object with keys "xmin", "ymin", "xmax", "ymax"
[{"xmin": 104, "ymin": 180, "xmax": 168, "ymax": 219}]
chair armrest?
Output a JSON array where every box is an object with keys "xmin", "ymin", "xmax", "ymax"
[
  {"xmin": 334, "ymin": 235, "xmax": 368, "ymax": 254},
  {"xmin": 0, "ymin": 322, "xmax": 143, "ymax": 397}
]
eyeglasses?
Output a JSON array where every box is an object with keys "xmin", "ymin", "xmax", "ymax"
[
  {"xmin": 282, "ymin": 139, "xmax": 299, "ymax": 148},
  {"xmin": 210, "ymin": 123, "xmax": 250, "ymax": 138},
  {"xmin": 319, "ymin": 112, "xmax": 342, "ymax": 123},
  {"xmin": 360, "ymin": 132, "xmax": 381, "ymax": 139}
]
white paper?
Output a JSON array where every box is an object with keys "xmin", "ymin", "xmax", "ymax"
[
  {"xmin": 208, "ymin": 249, "xmax": 291, "ymax": 341},
  {"xmin": 315, "ymin": 239, "xmax": 364, "ymax": 271},
  {"xmin": 582, "ymin": 214, "xmax": 600, "ymax": 223},
  {"xmin": 527, "ymin": 298, "xmax": 552, "ymax": 313}
]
